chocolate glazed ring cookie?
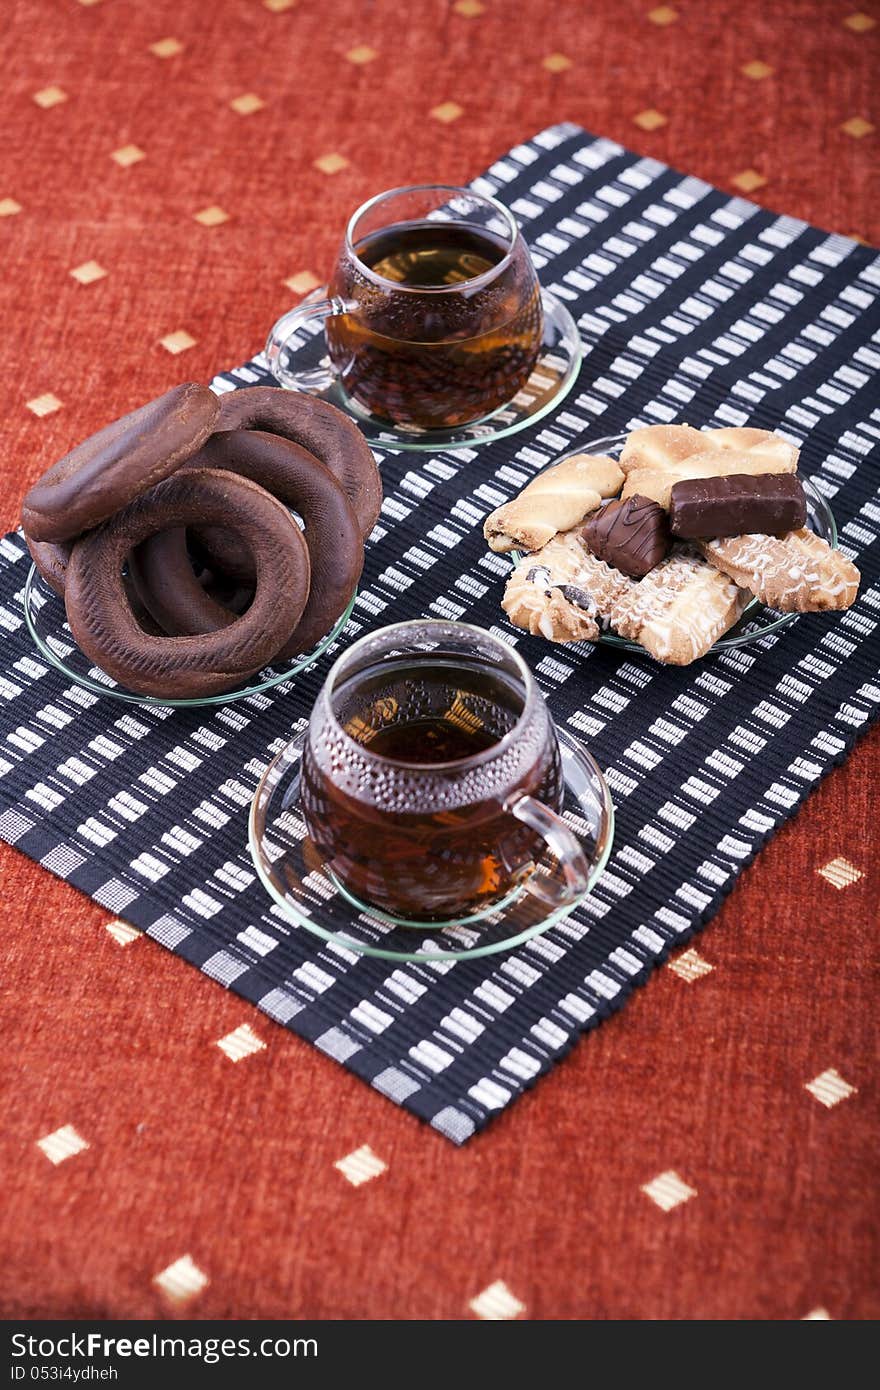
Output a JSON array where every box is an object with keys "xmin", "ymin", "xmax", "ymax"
[
  {"xmin": 188, "ymin": 525, "xmax": 255, "ymax": 587},
  {"xmin": 131, "ymin": 430, "xmax": 363, "ymax": 657},
  {"xmin": 65, "ymin": 470, "xmax": 310, "ymax": 699},
  {"xmin": 21, "ymin": 383, "xmax": 219, "ymax": 543},
  {"xmin": 217, "ymin": 386, "xmax": 382, "ymax": 537},
  {"xmin": 26, "ymin": 536, "xmax": 71, "ymax": 596},
  {"xmin": 126, "ymin": 528, "xmax": 245, "ymax": 636},
  {"xmin": 25, "ymin": 533, "xmax": 171, "ymax": 633}
]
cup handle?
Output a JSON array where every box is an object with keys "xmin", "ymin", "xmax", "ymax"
[
  {"xmin": 264, "ymin": 291, "xmax": 352, "ymax": 392},
  {"xmin": 506, "ymin": 792, "xmax": 591, "ymax": 907}
]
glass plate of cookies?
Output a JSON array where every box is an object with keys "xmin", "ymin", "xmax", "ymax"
[{"xmin": 487, "ymin": 426, "xmax": 860, "ymax": 664}]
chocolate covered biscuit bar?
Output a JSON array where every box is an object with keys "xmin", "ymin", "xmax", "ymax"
[{"xmin": 669, "ymin": 472, "xmax": 807, "ymax": 539}]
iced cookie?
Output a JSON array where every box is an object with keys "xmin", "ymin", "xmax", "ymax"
[
  {"xmin": 622, "ymin": 449, "xmax": 798, "ymax": 511},
  {"xmin": 611, "ymin": 550, "xmax": 749, "ymax": 664},
  {"xmin": 502, "ymin": 532, "xmax": 635, "ymax": 642},
  {"xmin": 700, "ymin": 529, "xmax": 859, "ymax": 612},
  {"xmin": 620, "ymin": 423, "xmax": 798, "ymax": 478}
]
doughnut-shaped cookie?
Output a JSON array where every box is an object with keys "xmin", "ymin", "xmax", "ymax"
[
  {"xmin": 26, "ymin": 535, "xmax": 71, "ymax": 596},
  {"xmin": 217, "ymin": 386, "xmax": 382, "ymax": 537},
  {"xmin": 21, "ymin": 384, "xmax": 219, "ymax": 543},
  {"xmin": 189, "ymin": 525, "xmax": 255, "ymax": 587},
  {"xmin": 131, "ymin": 430, "xmax": 362, "ymax": 657},
  {"xmin": 65, "ymin": 470, "xmax": 310, "ymax": 699},
  {"xmin": 127, "ymin": 533, "xmax": 255, "ymax": 633},
  {"xmin": 127, "ymin": 529, "xmax": 238, "ymax": 636}
]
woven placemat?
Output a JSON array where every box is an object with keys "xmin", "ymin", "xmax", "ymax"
[{"xmin": 1, "ymin": 123, "xmax": 877, "ymax": 1143}]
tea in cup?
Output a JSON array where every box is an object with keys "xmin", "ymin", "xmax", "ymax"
[
  {"xmin": 266, "ymin": 186, "xmax": 544, "ymax": 431},
  {"xmin": 299, "ymin": 620, "xmax": 591, "ymax": 923}
]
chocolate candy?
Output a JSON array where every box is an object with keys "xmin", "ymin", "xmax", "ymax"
[
  {"xmin": 669, "ymin": 472, "xmax": 807, "ymax": 540},
  {"xmin": 582, "ymin": 494, "xmax": 670, "ymax": 579}
]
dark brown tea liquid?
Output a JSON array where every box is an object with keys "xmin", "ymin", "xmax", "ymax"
[
  {"xmin": 326, "ymin": 220, "xmax": 543, "ymax": 429},
  {"xmin": 334, "ymin": 656, "xmax": 523, "ymax": 762},
  {"xmin": 300, "ymin": 655, "xmax": 563, "ymax": 922}
]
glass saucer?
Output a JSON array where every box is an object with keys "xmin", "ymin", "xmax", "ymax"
[
  {"xmin": 511, "ymin": 433, "xmax": 838, "ymax": 656},
  {"xmin": 21, "ymin": 565, "xmax": 356, "ymax": 708},
  {"xmin": 248, "ymin": 727, "xmax": 614, "ymax": 962},
  {"xmin": 267, "ymin": 288, "xmax": 583, "ymax": 453}
]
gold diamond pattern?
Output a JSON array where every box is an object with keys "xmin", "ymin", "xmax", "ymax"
[
  {"xmin": 648, "ymin": 5, "xmax": 678, "ymax": 24},
  {"xmin": 159, "ymin": 329, "xmax": 197, "ymax": 354},
  {"xmin": 741, "ymin": 60, "xmax": 774, "ymax": 79},
  {"xmin": 841, "ymin": 116, "xmax": 874, "ymax": 138},
  {"xmin": 153, "ymin": 1255, "xmax": 209, "ymax": 1304},
  {"xmin": 26, "ymin": 393, "xmax": 63, "ymax": 417},
  {"xmin": 346, "ymin": 45, "xmax": 378, "ymax": 64},
  {"xmin": 731, "ymin": 168, "xmax": 767, "ymax": 193},
  {"xmin": 454, "ymin": 0, "xmax": 485, "ymax": 14},
  {"xmin": 641, "ymin": 1170, "xmax": 697, "ymax": 1211},
  {"xmin": 469, "ymin": 1280, "xmax": 526, "ymax": 1320},
  {"xmin": 111, "ymin": 144, "xmax": 146, "ymax": 167},
  {"xmin": 37, "ymin": 1124, "xmax": 89, "ymax": 1165},
  {"xmin": 430, "ymin": 101, "xmax": 464, "ymax": 123},
  {"xmin": 230, "ymin": 93, "xmax": 265, "ymax": 116},
  {"xmin": 843, "ymin": 12, "xmax": 876, "ymax": 31},
  {"xmin": 314, "ymin": 152, "xmax": 349, "ymax": 174},
  {"xmin": 70, "ymin": 260, "xmax": 107, "ymax": 284},
  {"xmin": 216, "ymin": 1024, "xmax": 267, "ymax": 1062},
  {"xmin": 0, "ymin": 198, "xmax": 22, "ymax": 217},
  {"xmin": 283, "ymin": 270, "xmax": 321, "ymax": 294},
  {"xmin": 817, "ymin": 855, "xmax": 863, "ymax": 889},
  {"xmin": 33, "ymin": 86, "xmax": 68, "ymax": 109},
  {"xmin": 542, "ymin": 53, "xmax": 573, "ymax": 72},
  {"xmin": 149, "ymin": 37, "xmax": 185, "ymax": 59},
  {"xmin": 334, "ymin": 1145, "xmax": 387, "ymax": 1186},
  {"xmin": 805, "ymin": 1068, "xmax": 857, "ymax": 1109},
  {"xmin": 667, "ymin": 948, "xmax": 713, "ymax": 982},
  {"xmin": 263, "ymin": 0, "xmax": 297, "ymax": 10},
  {"xmin": 193, "ymin": 205, "xmax": 231, "ymax": 227},
  {"xmin": 633, "ymin": 108, "xmax": 667, "ymax": 130},
  {"xmin": 105, "ymin": 919, "xmax": 141, "ymax": 946}
]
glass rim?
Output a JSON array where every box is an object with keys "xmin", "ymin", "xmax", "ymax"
[
  {"xmin": 319, "ymin": 617, "xmax": 538, "ymax": 774},
  {"xmin": 343, "ymin": 182, "xmax": 521, "ymax": 297}
]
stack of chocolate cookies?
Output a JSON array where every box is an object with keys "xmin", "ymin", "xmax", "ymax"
[{"xmin": 21, "ymin": 385, "xmax": 382, "ymax": 698}]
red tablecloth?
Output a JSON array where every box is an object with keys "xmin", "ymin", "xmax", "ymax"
[{"xmin": 1, "ymin": 0, "xmax": 877, "ymax": 1320}]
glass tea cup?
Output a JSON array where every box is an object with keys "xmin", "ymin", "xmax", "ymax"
[
  {"xmin": 298, "ymin": 619, "xmax": 595, "ymax": 925},
  {"xmin": 265, "ymin": 185, "xmax": 544, "ymax": 431}
]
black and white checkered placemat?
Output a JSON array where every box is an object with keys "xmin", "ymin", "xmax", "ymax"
[{"xmin": 1, "ymin": 124, "xmax": 878, "ymax": 1143}]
